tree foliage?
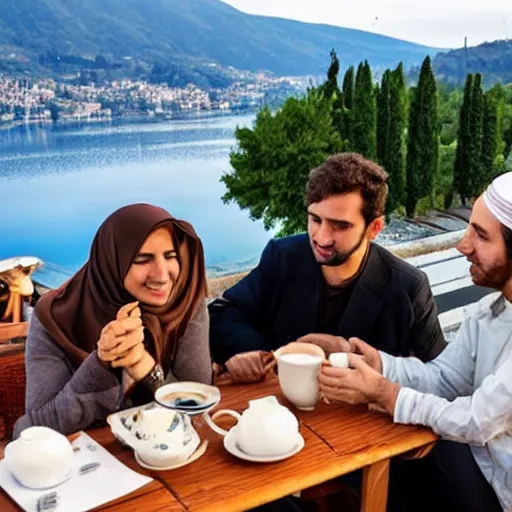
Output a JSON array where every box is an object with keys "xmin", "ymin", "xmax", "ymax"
[
  {"xmin": 223, "ymin": 90, "xmax": 343, "ymax": 236},
  {"xmin": 223, "ymin": 51, "xmax": 512, "ymax": 237}
]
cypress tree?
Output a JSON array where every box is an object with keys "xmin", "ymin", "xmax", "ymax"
[
  {"xmin": 342, "ymin": 66, "xmax": 355, "ymax": 110},
  {"xmin": 454, "ymin": 74, "xmax": 474, "ymax": 204},
  {"xmin": 405, "ymin": 56, "xmax": 439, "ymax": 217},
  {"xmin": 322, "ymin": 50, "xmax": 344, "ymax": 140},
  {"xmin": 386, "ymin": 63, "xmax": 407, "ymax": 214},
  {"xmin": 469, "ymin": 73, "xmax": 484, "ymax": 195},
  {"xmin": 324, "ymin": 49, "xmax": 340, "ymax": 100},
  {"xmin": 480, "ymin": 92, "xmax": 500, "ymax": 191},
  {"xmin": 377, "ymin": 70, "xmax": 391, "ymax": 164},
  {"xmin": 454, "ymin": 73, "xmax": 484, "ymax": 203},
  {"xmin": 341, "ymin": 66, "xmax": 355, "ymax": 148},
  {"xmin": 353, "ymin": 60, "xmax": 377, "ymax": 159}
]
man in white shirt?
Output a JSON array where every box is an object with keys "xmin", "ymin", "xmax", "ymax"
[{"xmin": 318, "ymin": 172, "xmax": 512, "ymax": 512}]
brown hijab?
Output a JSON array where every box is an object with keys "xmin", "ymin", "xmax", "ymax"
[{"xmin": 36, "ymin": 204, "xmax": 208, "ymax": 373}]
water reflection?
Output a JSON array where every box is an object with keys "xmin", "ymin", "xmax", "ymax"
[{"xmin": 0, "ymin": 114, "xmax": 272, "ymax": 280}]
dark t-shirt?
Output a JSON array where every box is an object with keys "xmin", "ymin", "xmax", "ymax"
[
  {"xmin": 316, "ymin": 249, "xmax": 370, "ymax": 335},
  {"xmin": 317, "ymin": 279, "xmax": 357, "ymax": 334}
]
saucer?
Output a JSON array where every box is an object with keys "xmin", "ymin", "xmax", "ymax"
[
  {"xmin": 134, "ymin": 440, "xmax": 208, "ymax": 471},
  {"xmin": 154, "ymin": 382, "xmax": 220, "ymax": 415},
  {"xmin": 223, "ymin": 428, "xmax": 305, "ymax": 463}
]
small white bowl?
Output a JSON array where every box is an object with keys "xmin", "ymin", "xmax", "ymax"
[{"xmin": 3, "ymin": 426, "xmax": 74, "ymax": 489}]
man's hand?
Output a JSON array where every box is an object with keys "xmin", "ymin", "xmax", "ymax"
[
  {"xmin": 215, "ymin": 351, "xmax": 276, "ymax": 384},
  {"xmin": 318, "ymin": 353, "xmax": 399, "ymax": 415},
  {"xmin": 297, "ymin": 333, "xmax": 351, "ymax": 356},
  {"xmin": 348, "ymin": 337, "xmax": 383, "ymax": 374}
]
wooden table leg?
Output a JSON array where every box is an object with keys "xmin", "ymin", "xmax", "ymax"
[{"xmin": 361, "ymin": 459, "xmax": 390, "ymax": 512}]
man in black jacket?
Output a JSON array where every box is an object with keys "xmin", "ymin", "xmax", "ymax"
[{"xmin": 210, "ymin": 153, "xmax": 446, "ymax": 379}]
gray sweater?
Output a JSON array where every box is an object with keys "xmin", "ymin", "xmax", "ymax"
[{"xmin": 13, "ymin": 300, "xmax": 212, "ymax": 437}]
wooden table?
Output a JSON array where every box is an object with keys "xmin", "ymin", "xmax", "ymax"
[
  {"xmin": 0, "ymin": 378, "xmax": 436, "ymax": 512},
  {"xmin": 145, "ymin": 378, "xmax": 437, "ymax": 512}
]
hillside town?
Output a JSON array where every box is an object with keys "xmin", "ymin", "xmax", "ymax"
[{"xmin": 0, "ymin": 74, "xmax": 310, "ymax": 126}]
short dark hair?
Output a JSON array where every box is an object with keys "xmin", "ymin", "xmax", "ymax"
[
  {"xmin": 306, "ymin": 153, "xmax": 388, "ymax": 225},
  {"xmin": 501, "ymin": 224, "xmax": 512, "ymax": 260}
]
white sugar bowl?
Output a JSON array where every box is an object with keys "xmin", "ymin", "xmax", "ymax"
[{"xmin": 4, "ymin": 426, "xmax": 74, "ymax": 489}]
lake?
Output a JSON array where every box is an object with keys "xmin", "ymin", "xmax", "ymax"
[{"xmin": 0, "ymin": 114, "xmax": 274, "ymax": 285}]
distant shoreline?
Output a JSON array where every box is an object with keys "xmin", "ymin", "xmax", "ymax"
[{"xmin": 0, "ymin": 108, "xmax": 257, "ymax": 132}]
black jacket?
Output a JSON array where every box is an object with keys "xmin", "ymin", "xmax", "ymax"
[{"xmin": 209, "ymin": 234, "xmax": 446, "ymax": 364}]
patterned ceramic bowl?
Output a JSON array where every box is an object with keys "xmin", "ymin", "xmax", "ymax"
[{"xmin": 107, "ymin": 406, "xmax": 200, "ymax": 467}]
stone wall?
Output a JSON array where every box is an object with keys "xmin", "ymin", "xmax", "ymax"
[{"xmin": 207, "ymin": 230, "xmax": 466, "ymax": 298}]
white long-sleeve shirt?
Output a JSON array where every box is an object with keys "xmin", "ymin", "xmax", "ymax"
[{"xmin": 381, "ymin": 292, "xmax": 512, "ymax": 511}]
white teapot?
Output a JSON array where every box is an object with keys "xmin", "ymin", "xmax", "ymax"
[
  {"xmin": 205, "ymin": 395, "xmax": 300, "ymax": 457},
  {"xmin": 4, "ymin": 426, "xmax": 74, "ymax": 489}
]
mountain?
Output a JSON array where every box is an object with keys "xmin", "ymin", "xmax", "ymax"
[
  {"xmin": 0, "ymin": 0, "xmax": 441, "ymax": 84},
  {"xmin": 432, "ymin": 40, "xmax": 512, "ymax": 86}
]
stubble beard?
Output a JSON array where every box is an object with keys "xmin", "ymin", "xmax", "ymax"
[{"xmin": 314, "ymin": 230, "xmax": 367, "ymax": 268}]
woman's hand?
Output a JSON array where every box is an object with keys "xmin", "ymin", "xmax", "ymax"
[
  {"xmin": 124, "ymin": 351, "xmax": 157, "ymax": 382},
  {"xmin": 97, "ymin": 302, "xmax": 146, "ymax": 368}
]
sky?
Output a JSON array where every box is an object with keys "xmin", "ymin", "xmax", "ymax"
[{"xmin": 222, "ymin": 0, "xmax": 512, "ymax": 49}]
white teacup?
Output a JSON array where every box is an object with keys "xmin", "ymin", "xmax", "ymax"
[
  {"xmin": 274, "ymin": 342, "xmax": 325, "ymax": 411},
  {"xmin": 329, "ymin": 352, "xmax": 349, "ymax": 368},
  {"xmin": 4, "ymin": 426, "xmax": 74, "ymax": 489},
  {"xmin": 204, "ymin": 395, "xmax": 300, "ymax": 457}
]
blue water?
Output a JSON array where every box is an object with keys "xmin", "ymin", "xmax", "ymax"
[{"xmin": 0, "ymin": 114, "xmax": 273, "ymax": 284}]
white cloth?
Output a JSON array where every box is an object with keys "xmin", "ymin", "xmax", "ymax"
[
  {"xmin": 380, "ymin": 292, "xmax": 512, "ymax": 511},
  {"xmin": 483, "ymin": 172, "xmax": 512, "ymax": 231}
]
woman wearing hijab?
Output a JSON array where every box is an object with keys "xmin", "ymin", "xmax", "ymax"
[{"xmin": 13, "ymin": 203, "xmax": 212, "ymax": 437}]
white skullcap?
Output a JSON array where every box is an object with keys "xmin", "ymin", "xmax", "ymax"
[{"xmin": 483, "ymin": 172, "xmax": 512, "ymax": 231}]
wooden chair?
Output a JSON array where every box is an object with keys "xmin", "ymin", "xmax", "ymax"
[
  {"xmin": 0, "ymin": 288, "xmax": 23, "ymax": 323},
  {"xmin": 0, "ymin": 321, "xmax": 28, "ymax": 442},
  {"xmin": 0, "ymin": 321, "xmax": 28, "ymax": 341},
  {"xmin": 0, "ymin": 258, "xmax": 42, "ymax": 323}
]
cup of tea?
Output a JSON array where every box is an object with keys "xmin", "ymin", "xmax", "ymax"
[{"xmin": 273, "ymin": 342, "xmax": 326, "ymax": 411}]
